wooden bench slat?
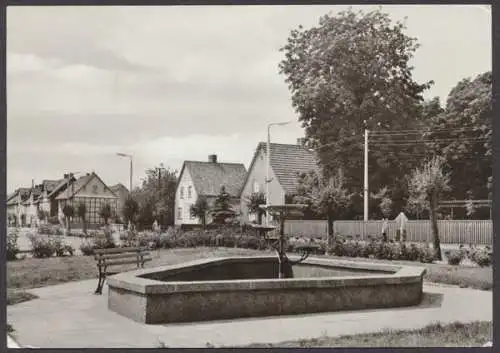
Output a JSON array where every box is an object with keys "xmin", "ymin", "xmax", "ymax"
[
  {"xmin": 95, "ymin": 252, "xmax": 151, "ymax": 261},
  {"xmin": 102, "ymin": 257, "xmax": 152, "ymax": 267},
  {"xmin": 94, "ymin": 247, "xmax": 146, "ymax": 255}
]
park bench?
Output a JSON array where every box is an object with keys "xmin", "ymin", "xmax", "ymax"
[{"xmin": 93, "ymin": 247, "xmax": 152, "ymax": 295}]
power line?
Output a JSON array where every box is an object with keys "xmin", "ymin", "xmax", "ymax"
[
  {"xmin": 369, "ymin": 138, "xmax": 489, "ymax": 145},
  {"xmin": 369, "ymin": 126, "xmax": 489, "ymax": 135}
]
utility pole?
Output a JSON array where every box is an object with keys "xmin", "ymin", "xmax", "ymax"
[
  {"xmin": 266, "ymin": 121, "xmax": 292, "ymax": 226},
  {"xmin": 364, "ymin": 127, "xmax": 369, "ymax": 221}
]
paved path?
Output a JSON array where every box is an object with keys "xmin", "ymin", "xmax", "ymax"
[{"xmin": 7, "ymin": 279, "xmax": 492, "ymax": 348}]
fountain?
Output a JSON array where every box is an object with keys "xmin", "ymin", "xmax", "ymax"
[{"xmin": 107, "ymin": 203, "xmax": 426, "ymax": 324}]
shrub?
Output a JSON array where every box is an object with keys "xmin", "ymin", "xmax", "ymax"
[
  {"xmin": 94, "ymin": 228, "xmax": 116, "ymax": 249},
  {"xmin": 80, "ymin": 240, "xmax": 95, "ymax": 256},
  {"xmin": 445, "ymin": 249, "xmax": 465, "ymax": 266},
  {"xmin": 469, "ymin": 248, "xmax": 492, "ymax": 267},
  {"xmin": 28, "ymin": 233, "xmax": 55, "ymax": 258},
  {"xmin": 7, "ymin": 228, "xmax": 20, "ymax": 261},
  {"xmin": 53, "ymin": 237, "xmax": 74, "ymax": 257},
  {"xmin": 37, "ymin": 224, "xmax": 64, "ymax": 236},
  {"xmin": 47, "ymin": 216, "xmax": 60, "ymax": 225},
  {"xmin": 419, "ymin": 247, "xmax": 436, "ymax": 264},
  {"xmin": 238, "ymin": 235, "xmax": 266, "ymax": 250}
]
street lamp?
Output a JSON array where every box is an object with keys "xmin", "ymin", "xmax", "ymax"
[
  {"xmin": 116, "ymin": 152, "xmax": 133, "ymax": 193},
  {"xmin": 266, "ymin": 121, "xmax": 293, "ymax": 225}
]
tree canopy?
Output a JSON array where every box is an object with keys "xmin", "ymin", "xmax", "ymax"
[{"xmin": 279, "ymin": 8, "xmax": 433, "ymax": 218}]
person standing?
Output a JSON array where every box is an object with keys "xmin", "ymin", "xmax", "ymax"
[{"xmin": 381, "ymin": 217, "xmax": 389, "ymax": 242}]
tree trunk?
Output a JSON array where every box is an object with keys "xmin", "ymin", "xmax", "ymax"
[
  {"xmin": 82, "ymin": 218, "xmax": 87, "ymax": 235},
  {"xmin": 326, "ymin": 208, "xmax": 334, "ymax": 254},
  {"xmin": 66, "ymin": 217, "xmax": 71, "ymax": 235},
  {"xmin": 257, "ymin": 212, "xmax": 263, "ymax": 225},
  {"xmin": 429, "ymin": 193, "xmax": 442, "ymax": 261}
]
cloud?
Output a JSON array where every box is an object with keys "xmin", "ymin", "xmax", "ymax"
[{"xmin": 6, "ymin": 5, "xmax": 492, "ymax": 192}]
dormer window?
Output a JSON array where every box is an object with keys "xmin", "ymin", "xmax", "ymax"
[
  {"xmin": 187, "ymin": 186, "xmax": 192, "ymax": 199},
  {"xmin": 180, "ymin": 187, "xmax": 185, "ymax": 199}
]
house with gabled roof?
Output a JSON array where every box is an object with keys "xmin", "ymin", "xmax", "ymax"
[
  {"xmin": 109, "ymin": 183, "xmax": 130, "ymax": 222},
  {"xmin": 7, "ymin": 188, "xmax": 31, "ymax": 226},
  {"xmin": 175, "ymin": 154, "xmax": 247, "ymax": 226},
  {"xmin": 240, "ymin": 139, "xmax": 319, "ymax": 224},
  {"xmin": 56, "ymin": 172, "xmax": 119, "ymax": 226}
]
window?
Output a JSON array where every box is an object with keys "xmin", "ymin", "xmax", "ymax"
[
  {"xmin": 187, "ymin": 186, "xmax": 192, "ymax": 199},
  {"xmin": 180, "ymin": 187, "xmax": 184, "ymax": 199},
  {"xmin": 177, "ymin": 207, "xmax": 182, "ymax": 219},
  {"xmin": 92, "ymin": 185, "xmax": 98, "ymax": 194},
  {"xmin": 253, "ymin": 180, "xmax": 260, "ymax": 193},
  {"xmin": 189, "ymin": 204, "xmax": 194, "ymax": 219}
]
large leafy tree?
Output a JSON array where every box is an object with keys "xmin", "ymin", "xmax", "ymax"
[
  {"xmin": 279, "ymin": 8, "xmax": 432, "ymax": 218},
  {"xmin": 210, "ymin": 186, "xmax": 237, "ymax": 225},
  {"xmin": 425, "ymin": 71, "xmax": 492, "ymax": 218},
  {"xmin": 190, "ymin": 196, "xmax": 209, "ymax": 228},
  {"xmin": 133, "ymin": 165, "xmax": 178, "ymax": 228},
  {"xmin": 295, "ymin": 169, "xmax": 353, "ymax": 249},
  {"xmin": 408, "ymin": 157, "xmax": 451, "ymax": 260},
  {"xmin": 245, "ymin": 192, "xmax": 266, "ymax": 224}
]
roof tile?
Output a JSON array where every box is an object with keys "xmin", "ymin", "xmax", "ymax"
[{"xmin": 184, "ymin": 161, "xmax": 247, "ymax": 197}]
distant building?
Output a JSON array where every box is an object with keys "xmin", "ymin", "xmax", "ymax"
[
  {"xmin": 240, "ymin": 140, "xmax": 318, "ymax": 224},
  {"xmin": 55, "ymin": 172, "xmax": 119, "ymax": 226},
  {"xmin": 109, "ymin": 183, "xmax": 130, "ymax": 222},
  {"xmin": 7, "ymin": 172, "xmax": 118, "ymax": 228},
  {"xmin": 6, "ymin": 188, "xmax": 31, "ymax": 226},
  {"xmin": 175, "ymin": 154, "xmax": 247, "ymax": 226}
]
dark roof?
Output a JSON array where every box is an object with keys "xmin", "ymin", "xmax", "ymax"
[
  {"xmin": 42, "ymin": 179, "xmax": 62, "ymax": 193},
  {"xmin": 245, "ymin": 142, "xmax": 319, "ymax": 195},
  {"xmin": 56, "ymin": 173, "xmax": 94, "ymax": 200},
  {"xmin": 180, "ymin": 161, "xmax": 247, "ymax": 197},
  {"xmin": 110, "ymin": 183, "xmax": 129, "ymax": 193},
  {"xmin": 47, "ymin": 177, "xmax": 74, "ymax": 198},
  {"xmin": 56, "ymin": 172, "xmax": 118, "ymax": 200}
]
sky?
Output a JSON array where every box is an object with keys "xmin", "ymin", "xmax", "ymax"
[{"xmin": 7, "ymin": 5, "xmax": 491, "ymax": 192}]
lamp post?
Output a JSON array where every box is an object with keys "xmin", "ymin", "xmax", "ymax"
[
  {"xmin": 116, "ymin": 152, "xmax": 133, "ymax": 193},
  {"xmin": 266, "ymin": 121, "xmax": 292, "ymax": 226}
]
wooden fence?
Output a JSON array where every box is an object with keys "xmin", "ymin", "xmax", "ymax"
[{"xmin": 284, "ymin": 219, "xmax": 493, "ymax": 245}]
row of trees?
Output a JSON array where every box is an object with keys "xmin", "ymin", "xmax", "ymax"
[
  {"xmin": 241, "ymin": 8, "xmax": 493, "ymax": 260},
  {"xmin": 245, "ymin": 156, "xmax": 451, "ymax": 261},
  {"xmin": 278, "ymin": 8, "xmax": 492, "ymax": 221}
]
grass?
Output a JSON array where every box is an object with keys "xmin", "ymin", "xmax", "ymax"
[
  {"xmin": 7, "ymin": 247, "xmax": 268, "ymax": 290},
  {"xmin": 319, "ymin": 253, "xmax": 493, "ymax": 291},
  {"xmin": 241, "ymin": 321, "xmax": 492, "ymax": 348},
  {"xmin": 7, "ymin": 289, "xmax": 39, "ymax": 306},
  {"xmin": 7, "ymin": 246, "xmax": 492, "ymax": 294}
]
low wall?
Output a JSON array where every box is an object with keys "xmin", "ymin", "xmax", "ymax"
[{"xmin": 107, "ymin": 257, "xmax": 426, "ymax": 324}]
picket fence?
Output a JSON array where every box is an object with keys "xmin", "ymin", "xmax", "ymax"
[{"xmin": 284, "ymin": 219, "xmax": 493, "ymax": 245}]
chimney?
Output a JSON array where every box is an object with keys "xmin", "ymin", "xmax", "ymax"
[
  {"xmin": 297, "ymin": 138, "xmax": 305, "ymax": 146},
  {"xmin": 63, "ymin": 173, "xmax": 69, "ymax": 179},
  {"xmin": 208, "ymin": 154, "xmax": 218, "ymax": 163}
]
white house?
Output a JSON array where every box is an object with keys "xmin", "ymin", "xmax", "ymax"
[
  {"xmin": 175, "ymin": 154, "xmax": 247, "ymax": 226},
  {"xmin": 239, "ymin": 140, "xmax": 318, "ymax": 224}
]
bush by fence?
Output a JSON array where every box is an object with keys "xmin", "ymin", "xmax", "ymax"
[{"xmin": 284, "ymin": 219, "xmax": 493, "ymax": 245}]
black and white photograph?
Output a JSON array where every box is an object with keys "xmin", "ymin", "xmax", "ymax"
[{"xmin": 5, "ymin": 4, "xmax": 493, "ymax": 348}]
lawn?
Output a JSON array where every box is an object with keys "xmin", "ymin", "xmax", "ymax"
[
  {"xmin": 318, "ymin": 254, "xmax": 493, "ymax": 291},
  {"xmin": 241, "ymin": 321, "xmax": 492, "ymax": 348},
  {"xmin": 7, "ymin": 247, "xmax": 269, "ymax": 290},
  {"xmin": 7, "ymin": 247, "xmax": 492, "ymax": 292}
]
